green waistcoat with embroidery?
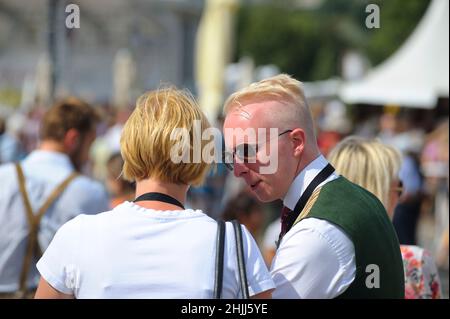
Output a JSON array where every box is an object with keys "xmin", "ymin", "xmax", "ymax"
[{"xmin": 293, "ymin": 176, "xmax": 405, "ymax": 299}]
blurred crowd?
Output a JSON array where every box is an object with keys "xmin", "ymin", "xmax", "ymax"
[{"xmin": 0, "ymin": 96, "xmax": 448, "ymax": 297}]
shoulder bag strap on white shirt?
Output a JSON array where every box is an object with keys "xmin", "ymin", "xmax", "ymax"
[{"xmin": 213, "ymin": 219, "xmax": 249, "ymax": 299}]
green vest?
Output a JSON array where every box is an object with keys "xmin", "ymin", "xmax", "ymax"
[{"xmin": 293, "ymin": 177, "xmax": 405, "ymax": 299}]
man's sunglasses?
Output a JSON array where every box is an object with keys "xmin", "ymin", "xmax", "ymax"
[
  {"xmin": 393, "ymin": 180, "xmax": 403, "ymax": 197},
  {"xmin": 222, "ymin": 129, "xmax": 293, "ymax": 171}
]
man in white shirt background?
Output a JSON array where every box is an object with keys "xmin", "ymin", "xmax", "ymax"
[
  {"xmin": 0, "ymin": 97, "xmax": 109, "ymax": 298},
  {"xmin": 222, "ymin": 74, "xmax": 404, "ymax": 298}
]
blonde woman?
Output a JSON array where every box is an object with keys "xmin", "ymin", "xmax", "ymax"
[
  {"xmin": 34, "ymin": 88, "xmax": 274, "ymax": 299},
  {"xmin": 328, "ymin": 136, "xmax": 442, "ymax": 299}
]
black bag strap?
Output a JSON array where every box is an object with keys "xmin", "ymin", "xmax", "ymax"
[
  {"xmin": 214, "ymin": 220, "xmax": 250, "ymax": 299},
  {"xmin": 213, "ymin": 220, "xmax": 226, "ymax": 299},
  {"xmin": 232, "ymin": 220, "xmax": 249, "ymax": 299}
]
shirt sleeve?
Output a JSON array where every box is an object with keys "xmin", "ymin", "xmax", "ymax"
[
  {"xmin": 271, "ymin": 218, "xmax": 356, "ymax": 299},
  {"xmin": 226, "ymin": 223, "xmax": 275, "ymax": 297},
  {"xmin": 36, "ymin": 216, "xmax": 82, "ymax": 295}
]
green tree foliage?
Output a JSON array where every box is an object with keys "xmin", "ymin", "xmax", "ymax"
[
  {"xmin": 365, "ymin": 0, "xmax": 431, "ymax": 65},
  {"xmin": 236, "ymin": 0, "xmax": 430, "ymax": 81}
]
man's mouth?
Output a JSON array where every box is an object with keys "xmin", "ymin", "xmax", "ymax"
[{"xmin": 250, "ymin": 180, "xmax": 262, "ymax": 190}]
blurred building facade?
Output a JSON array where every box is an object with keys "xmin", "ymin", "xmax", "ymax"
[{"xmin": 0, "ymin": 0, "xmax": 203, "ymax": 107}]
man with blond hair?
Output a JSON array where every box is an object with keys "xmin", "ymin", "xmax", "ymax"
[{"xmin": 222, "ymin": 74, "xmax": 404, "ymax": 298}]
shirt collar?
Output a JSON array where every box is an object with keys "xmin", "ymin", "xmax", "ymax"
[
  {"xmin": 24, "ymin": 150, "xmax": 75, "ymax": 170},
  {"xmin": 283, "ymin": 154, "xmax": 330, "ymax": 210}
]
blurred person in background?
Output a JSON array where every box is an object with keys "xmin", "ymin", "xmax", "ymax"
[
  {"xmin": 316, "ymin": 100, "xmax": 350, "ymax": 157},
  {"xmin": 0, "ymin": 115, "xmax": 26, "ymax": 164},
  {"xmin": 328, "ymin": 136, "xmax": 441, "ymax": 299},
  {"xmin": 22, "ymin": 107, "xmax": 47, "ymax": 154},
  {"xmin": 0, "ymin": 98, "xmax": 110, "ymax": 298},
  {"xmin": 221, "ymin": 190, "xmax": 266, "ymax": 245},
  {"xmin": 420, "ymin": 119, "xmax": 449, "ymax": 270},
  {"xmin": 89, "ymin": 105, "xmax": 134, "ymax": 184},
  {"xmin": 106, "ymin": 152, "xmax": 135, "ymax": 208},
  {"xmin": 223, "ymin": 74, "xmax": 404, "ymax": 298},
  {"xmin": 103, "ymin": 107, "xmax": 132, "ymax": 155},
  {"xmin": 379, "ymin": 112, "xmax": 425, "ymax": 246},
  {"xmin": 34, "ymin": 87, "xmax": 274, "ymax": 299}
]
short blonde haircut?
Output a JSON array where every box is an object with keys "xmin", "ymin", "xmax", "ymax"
[
  {"xmin": 223, "ymin": 74, "xmax": 317, "ymax": 147},
  {"xmin": 120, "ymin": 87, "xmax": 211, "ymax": 186},
  {"xmin": 327, "ymin": 136, "xmax": 402, "ymax": 208}
]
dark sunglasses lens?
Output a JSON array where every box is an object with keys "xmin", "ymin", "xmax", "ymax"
[{"xmin": 397, "ymin": 181, "xmax": 403, "ymax": 196}]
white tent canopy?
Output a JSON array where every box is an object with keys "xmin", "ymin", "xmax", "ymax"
[{"xmin": 340, "ymin": 0, "xmax": 449, "ymax": 108}]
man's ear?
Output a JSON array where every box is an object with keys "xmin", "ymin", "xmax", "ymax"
[
  {"xmin": 63, "ymin": 128, "xmax": 80, "ymax": 153},
  {"xmin": 290, "ymin": 128, "xmax": 306, "ymax": 157}
]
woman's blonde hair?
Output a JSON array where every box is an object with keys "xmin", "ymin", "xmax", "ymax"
[
  {"xmin": 327, "ymin": 136, "xmax": 402, "ymax": 208},
  {"xmin": 120, "ymin": 87, "xmax": 211, "ymax": 186}
]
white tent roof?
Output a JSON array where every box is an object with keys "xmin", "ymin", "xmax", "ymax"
[{"xmin": 340, "ymin": 0, "xmax": 449, "ymax": 108}]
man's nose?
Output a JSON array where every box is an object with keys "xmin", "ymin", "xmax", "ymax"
[{"xmin": 233, "ymin": 161, "xmax": 249, "ymax": 177}]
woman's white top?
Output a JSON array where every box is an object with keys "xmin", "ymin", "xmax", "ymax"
[{"xmin": 36, "ymin": 201, "xmax": 275, "ymax": 298}]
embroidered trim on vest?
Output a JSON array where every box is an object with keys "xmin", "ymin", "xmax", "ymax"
[{"xmin": 292, "ymin": 186, "xmax": 322, "ymax": 227}]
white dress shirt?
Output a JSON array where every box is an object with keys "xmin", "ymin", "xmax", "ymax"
[
  {"xmin": 37, "ymin": 201, "xmax": 275, "ymax": 298},
  {"xmin": 271, "ymin": 155, "xmax": 356, "ymax": 299},
  {"xmin": 0, "ymin": 150, "xmax": 109, "ymax": 292}
]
